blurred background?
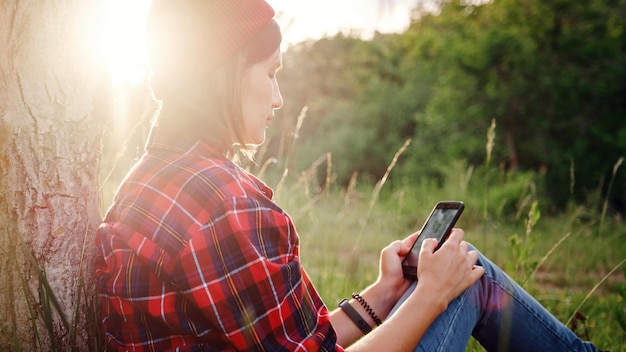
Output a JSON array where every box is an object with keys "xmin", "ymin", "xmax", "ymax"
[{"xmin": 101, "ymin": 0, "xmax": 626, "ymax": 217}]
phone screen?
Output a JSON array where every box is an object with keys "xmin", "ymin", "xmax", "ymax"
[{"xmin": 402, "ymin": 201, "xmax": 464, "ymax": 279}]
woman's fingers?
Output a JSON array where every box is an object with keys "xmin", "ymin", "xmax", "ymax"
[
  {"xmin": 415, "ymin": 228, "xmax": 484, "ymax": 304},
  {"xmin": 445, "ymin": 228, "xmax": 465, "ymax": 245},
  {"xmin": 420, "ymin": 237, "xmax": 438, "ymax": 253},
  {"xmin": 402, "ymin": 232, "xmax": 419, "ymax": 249},
  {"xmin": 460, "ymin": 240, "xmax": 469, "ymax": 253}
]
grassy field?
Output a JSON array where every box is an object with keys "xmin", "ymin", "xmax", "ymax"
[
  {"xmin": 99, "ymin": 141, "xmax": 626, "ymax": 350},
  {"xmin": 93, "ymin": 131, "xmax": 626, "ymax": 350},
  {"xmin": 18, "ymin": 159, "xmax": 622, "ymax": 352},
  {"xmin": 264, "ymin": 159, "xmax": 626, "ymax": 351}
]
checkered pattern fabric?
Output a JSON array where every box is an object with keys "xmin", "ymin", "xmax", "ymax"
[{"xmin": 95, "ymin": 136, "xmax": 341, "ymax": 351}]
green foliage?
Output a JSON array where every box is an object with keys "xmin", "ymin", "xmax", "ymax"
[
  {"xmin": 272, "ymin": 0, "xmax": 626, "ymax": 215},
  {"xmin": 0, "ymin": 241, "xmax": 103, "ymax": 352},
  {"xmin": 507, "ymin": 201, "xmax": 541, "ymax": 286},
  {"xmin": 271, "ymin": 158, "xmax": 626, "ymax": 351},
  {"xmin": 616, "ymin": 266, "xmax": 626, "ymax": 333},
  {"xmin": 257, "ymin": 126, "xmax": 626, "ymax": 351}
]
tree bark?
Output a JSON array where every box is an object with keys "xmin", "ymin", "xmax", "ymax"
[{"xmin": 0, "ymin": 0, "xmax": 106, "ymax": 350}]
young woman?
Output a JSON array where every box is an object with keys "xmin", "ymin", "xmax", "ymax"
[{"xmin": 95, "ymin": 1, "xmax": 600, "ymax": 351}]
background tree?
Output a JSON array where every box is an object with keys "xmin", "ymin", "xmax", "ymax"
[
  {"xmin": 419, "ymin": 0, "xmax": 626, "ymax": 211},
  {"xmin": 0, "ymin": 0, "xmax": 106, "ymax": 349},
  {"xmin": 269, "ymin": 0, "xmax": 626, "ymax": 215}
]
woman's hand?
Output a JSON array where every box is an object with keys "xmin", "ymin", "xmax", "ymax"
[
  {"xmin": 331, "ymin": 233, "xmax": 419, "ymax": 346},
  {"xmin": 332, "ymin": 230, "xmax": 483, "ymax": 350},
  {"xmin": 341, "ymin": 230, "xmax": 484, "ymax": 351},
  {"xmin": 416, "ymin": 228, "xmax": 484, "ymax": 308},
  {"xmin": 375, "ymin": 232, "xmax": 419, "ymax": 304}
]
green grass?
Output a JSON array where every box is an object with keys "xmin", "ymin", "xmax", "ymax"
[
  {"xmin": 268, "ymin": 161, "xmax": 626, "ymax": 351},
  {"xmin": 9, "ymin": 165, "xmax": 624, "ymax": 351},
  {"xmin": 7, "ymin": 122, "xmax": 619, "ymax": 351}
]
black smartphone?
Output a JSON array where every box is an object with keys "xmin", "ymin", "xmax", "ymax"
[{"xmin": 401, "ymin": 201, "xmax": 465, "ymax": 280}]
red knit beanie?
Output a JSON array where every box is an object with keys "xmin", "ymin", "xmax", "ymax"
[{"xmin": 146, "ymin": 0, "xmax": 275, "ymax": 89}]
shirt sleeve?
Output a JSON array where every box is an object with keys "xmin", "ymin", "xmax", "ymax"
[{"xmin": 172, "ymin": 195, "xmax": 341, "ymax": 351}]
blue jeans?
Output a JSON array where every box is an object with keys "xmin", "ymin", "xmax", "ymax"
[{"xmin": 391, "ymin": 247, "xmax": 599, "ymax": 351}]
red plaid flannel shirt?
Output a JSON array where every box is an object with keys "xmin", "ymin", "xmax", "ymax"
[{"xmin": 95, "ymin": 135, "xmax": 342, "ymax": 351}]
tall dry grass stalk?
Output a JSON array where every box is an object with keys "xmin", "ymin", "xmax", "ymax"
[
  {"xmin": 600, "ymin": 157, "xmax": 624, "ymax": 235},
  {"xmin": 485, "ymin": 118, "xmax": 496, "ymax": 166},
  {"xmin": 527, "ymin": 232, "xmax": 571, "ymax": 283},
  {"xmin": 284, "ymin": 106, "xmax": 309, "ymax": 170},
  {"xmin": 262, "ymin": 105, "xmax": 311, "ymax": 194},
  {"xmin": 343, "ymin": 171, "xmax": 360, "ymax": 210},
  {"xmin": 369, "ymin": 139, "xmax": 412, "ymax": 210},
  {"xmin": 274, "ymin": 167, "xmax": 289, "ymax": 197},
  {"xmin": 566, "ymin": 258, "xmax": 626, "ymax": 327},
  {"xmin": 569, "ymin": 158, "xmax": 576, "ymax": 202},
  {"xmin": 352, "ymin": 138, "xmax": 411, "ymax": 249},
  {"xmin": 257, "ymin": 157, "xmax": 278, "ymax": 178},
  {"xmin": 482, "ymin": 119, "xmax": 496, "ymax": 220},
  {"xmin": 293, "ymin": 153, "xmax": 332, "ymax": 197}
]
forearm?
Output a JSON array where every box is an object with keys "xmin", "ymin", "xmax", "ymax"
[
  {"xmin": 329, "ymin": 282, "xmax": 397, "ymax": 347},
  {"xmin": 335, "ymin": 282, "xmax": 446, "ymax": 351},
  {"xmin": 331, "ymin": 230, "xmax": 484, "ymax": 351}
]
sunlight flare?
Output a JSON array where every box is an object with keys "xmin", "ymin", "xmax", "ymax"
[{"xmin": 99, "ymin": 0, "xmax": 152, "ymax": 86}]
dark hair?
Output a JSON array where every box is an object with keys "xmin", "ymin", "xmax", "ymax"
[
  {"xmin": 150, "ymin": 20, "xmax": 281, "ymax": 158},
  {"xmin": 246, "ymin": 20, "xmax": 282, "ymax": 65}
]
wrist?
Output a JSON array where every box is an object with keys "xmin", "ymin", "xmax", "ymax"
[
  {"xmin": 411, "ymin": 281, "xmax": 448, "ymax": 314},
  {"xmin": 351, "ymin": 292, "xmax": 383, "ymax": 326},
  {"xmin": 338, "ymin": 298, "xmax": 372, "ymax": 335},
  {"xmin": 372, "ymin": 277, "xmax": 407, "ymax": 309},
  {"xmin": 359, "ymin": 282, "xmax": 401, "ymax": 322}
]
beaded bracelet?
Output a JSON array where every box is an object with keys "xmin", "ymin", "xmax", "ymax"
[
  {"xmin": 338, "ymin": 298, "xmax": 372, "ymax": 335},
  {"xmin": 352, "ymin": 293, "xmax": 383, "ymax": 326}
]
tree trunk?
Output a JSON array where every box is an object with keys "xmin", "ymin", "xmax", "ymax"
[{"xmin": 0, "ymin": 0, "xmax": 106, "ymax": 350}]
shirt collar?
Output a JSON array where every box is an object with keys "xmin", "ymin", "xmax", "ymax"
[{"xmin": 144, "ymin": 124, "xmax": 274, "ymax": 199}]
